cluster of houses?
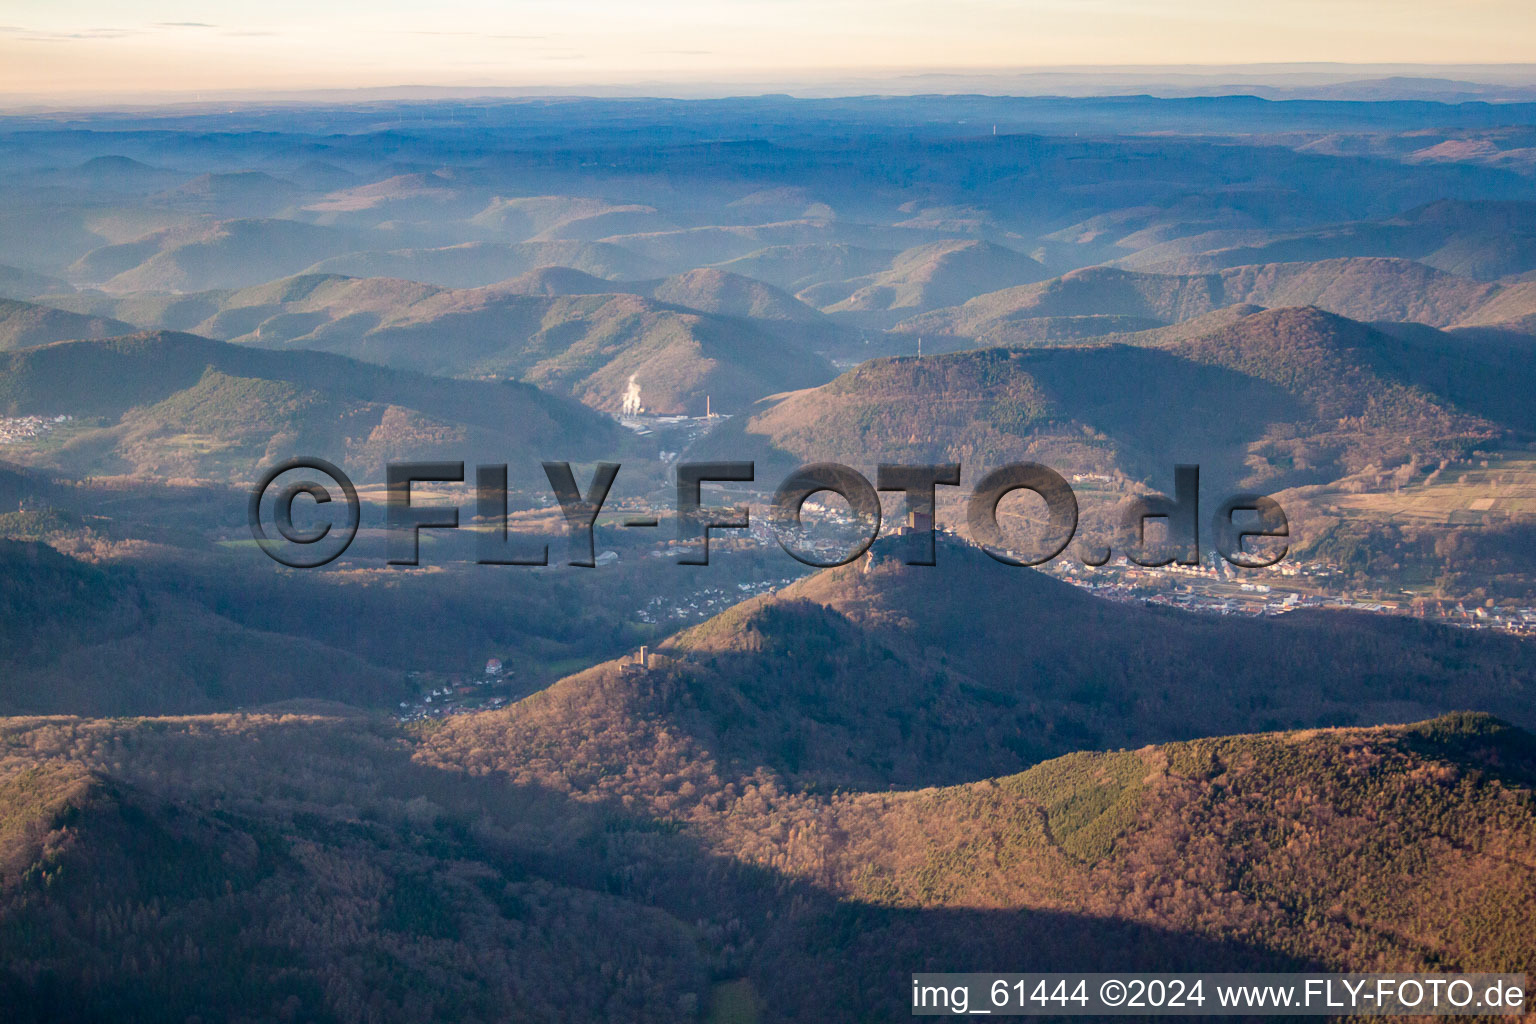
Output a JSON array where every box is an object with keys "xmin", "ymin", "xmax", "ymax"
[
  {"xmin": 636, "ymin": 577, "xmax": 801, "ymax": 623},
  {"xmin": 395, "ymin": 658, "xmax": 514, "ymax": 721},
  {"xmin": 0, "ymin": 414, "xmax": 69, "ymax": 443},
  {"xmin": 1048, "ymin": 556, "xmax": 1536, "ymax": 634},
  {"xmin": 1418, "ymin": 601, "xmax": 1536, "ymax": 634}
]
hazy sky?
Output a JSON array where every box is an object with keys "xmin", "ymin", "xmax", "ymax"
[{"xmin": 4, "ymin": 0, "xmax": 1536, "ymax": 97}]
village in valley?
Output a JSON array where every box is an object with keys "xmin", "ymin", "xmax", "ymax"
[
  {"xmin": 0, "ymin": 414, "xmax": 69, "ymax": 443},
  {"xmin": 395, "ymin": 657, "xmax": 520, "ymax": 722}
]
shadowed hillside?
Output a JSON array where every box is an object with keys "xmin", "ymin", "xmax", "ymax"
[{"xmin": 0, "ymin": 540, "xmax": 407, "ymax": 714}]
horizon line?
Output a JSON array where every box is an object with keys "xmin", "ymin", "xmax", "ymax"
[{"xmin": 7, "ymin": 62, "xmax": 1536, "ymax": 113}]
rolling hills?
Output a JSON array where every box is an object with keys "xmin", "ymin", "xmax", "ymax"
[
  {"xmin": 474, "ymin": 265, "xmax": 833, "ymax": 325},
  {"xmin": 150, "ymin": 170, "xmax": 307, "ymax": 218},
  {"xmin": 52, "ymin": 264, "xmax": 829, "ymax": 333},
  {"xmin": 719, "ymin": 307, "xmax": 1513, "ymax": 493},
  {"xmin": 0, "ymin": 733, "xmax": 710, "ymax": 1023},
  {"xmin": 648, "ymin": 267, "xmax": 829, "ymax": 324},
  {"xmin": 710, "ymin": 242, "xmax": 898, "ymax": 294},
  {"xmin": 6, "ymin": 88, "xmax": 1536, "ymax": 1024},
  {"xmin": 60, "ymin": 206, "xmax": 679, "ymax": 296},
  {"xmin": 0, "ymin": 330, "xmax": 621, "ymax": 481},
  {"xmin": 900, "ymin": 258, "xmax": 1536, "ymax": 345},
  {"xmin": 300, "ymin": 239, "xmax": 666, "ymax": 288},
  {"xmin": 445, "ymin": 536, "xmax": 1535, "ymax": 793},
  {"xmin": 468, "ymin": 193, "xmax": 674, "ymax": 241},
  {"xmin": 301, "ymin": 169, "xmax": 489, "ymax": 225},
  {"xmin": 70, "ymin": 219, "xmax": 363, "ymax": 292},
  {"xmin": 0, "ymin": 540, "xmax": 408, "ymax": 715},
  {"xmin": 589, "ymin": 219, "xmax": 922, "ymax": 275},
  {"xmin": 44, "ymin": 274, "xmax": 838, "ymax": 415},
  {"xmin": 819, "ymin": 712, "xmax": 1536, "ymax": 981},
  {"xmin": 1120, "ymin": 199, "xmax": 1536, "ymax": 281},
  {"xmin": 0, "ymin": 299, "xmax": 133, "ymax": 351},
  {"xmin": 2, "ymin": 696, "xmax": 1533, "ymax": 1020},
  {"xmin": 797, "ymin": 239, "xmax": 1048, "ymax": 322},
  {"xmin": 0, "ymin": 265, "xmax": 67, "ymax": 302}
]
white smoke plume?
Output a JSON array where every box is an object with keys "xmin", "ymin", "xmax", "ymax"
[{"xmin": 620, "ymin": 374, "xmax": 642, "ymax": 416}]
